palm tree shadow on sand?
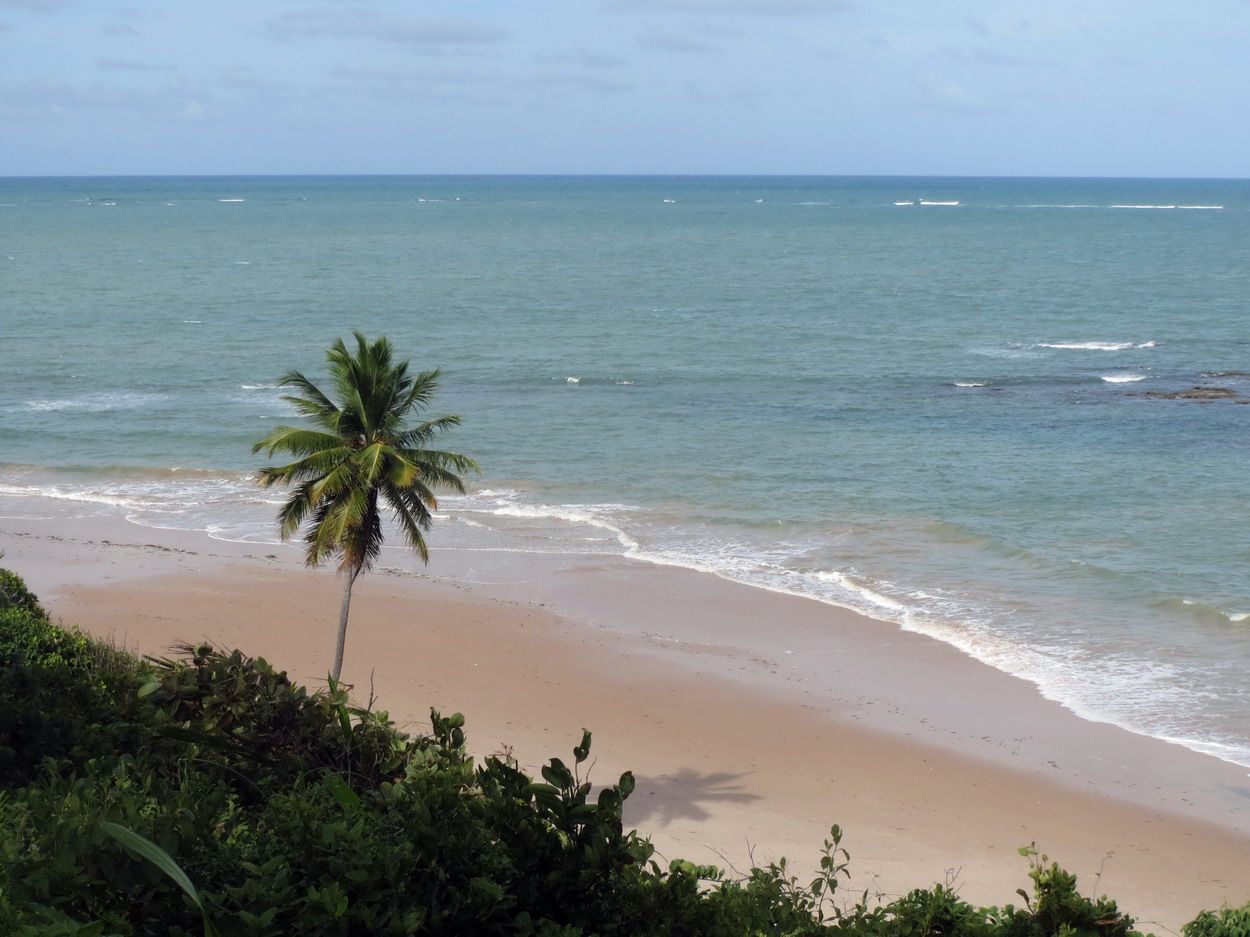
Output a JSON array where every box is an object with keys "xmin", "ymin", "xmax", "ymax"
[{"xmin": 622, "ymin": 769, "xmax": 761, "ymax": 827}]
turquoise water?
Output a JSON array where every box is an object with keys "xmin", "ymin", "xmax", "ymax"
[{"xmin": 3, "ymin": 175, "xmax": 1249, "ymax": 763}]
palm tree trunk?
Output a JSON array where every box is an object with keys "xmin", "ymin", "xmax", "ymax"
[{"xmin": 332, "ymin": 564, "xmax": 360, "ymax": 682}]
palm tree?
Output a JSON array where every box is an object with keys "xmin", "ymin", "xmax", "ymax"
[{"xmin": 252, "ymin": 333, "xmax": 478, "ymax": 681}]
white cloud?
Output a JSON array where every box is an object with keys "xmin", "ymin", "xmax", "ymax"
[
  {"xmin": 915, "ymin": 71, "xmax": 993, "ymax": 112},
  {"xmin": 967, "ymin": 1, "xmax": 1127, "ymax": 40},
  {"xmin": 97, "ymin": 57, "xmax": 174, "ymax": 72},
  {"xmin": 264, "ymin": 11, "xmax": 507, "ymax": 46},
  {"xmin": 0, "ymin": 75, "xmax": 211, "ymax": 120},
  {"xmin": 609, "ymin": 0, "xmax": 850, "ymax": 14},
  {"xmin": 0, "ymin": 0, "xmax": 67, "ymax": 10},
  {"xmin": 934, "ymin": 46, "xmax": 1048, "ymax": 68},
  {"xmin": 330, "ymin": 64, "xmax": 511, "ymax": 86},
  {"xmin": 534, "ymin": 49, "xmax": 627, "ymax": 70},
  {"xmin": 102, "ymin": 23, "xmax": 142, "ymax": 38},
  {"xmin": 533, "ymin": 71, "xmax": 633, "ymax": 94},
  {"xmin": 636, "ymin": 25, "xmax": 720, "ymax": 52}
]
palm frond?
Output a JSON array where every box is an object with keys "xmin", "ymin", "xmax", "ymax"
[
  {"xmin": 393, "ymin": 414, "xmax": 463, "ymax": 449},
  {"xmin": 252, "ymin": 334, "xmax": 475, "ymax": 577},
  {"xmin": 277, "ymin": 371, "xmax": 340, "ymax": 423},
  {"xmin": 384, "ymin": 487, "xmax": 432, "ymax": 562},
  {"xmin": 252, "ymin": 427, "xmax": 352, "ymax": 460}
]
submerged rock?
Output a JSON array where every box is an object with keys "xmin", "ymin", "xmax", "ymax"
[{"xmin": 1128, "ymin": 385, "xmax": 1246, "ymax": 402}]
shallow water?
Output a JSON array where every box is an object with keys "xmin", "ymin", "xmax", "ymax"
[{"xmin": 2, "ymin": 174, "xmax": 1249, "ymax": 764}]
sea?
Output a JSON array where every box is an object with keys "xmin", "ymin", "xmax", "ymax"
[{"xmin": 2, "ymin": 174, "xmax": 1248, "ymax": 767}]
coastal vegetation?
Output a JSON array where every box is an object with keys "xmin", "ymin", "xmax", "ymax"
[
  {"xmin": 252, "ymin": 334, "xmax": 477, "ymax": 681},
  {"xmin": 3, "ymin": 567, "xmax": 1250, "ymax": 936}
]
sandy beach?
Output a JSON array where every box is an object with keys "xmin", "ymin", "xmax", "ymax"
[{"xmin": 3, "ymin": 513, "xmax": 1249, "ymax": 932}]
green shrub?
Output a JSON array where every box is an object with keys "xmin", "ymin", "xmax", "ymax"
[
  {"xmin": 1184, "ymin": 902, "xmax": 1250, "ymax": 937},
  {"xmin": 140, "ymin": 642, "xmax": 415, "ymax": 792},
  {"xmin": 0, "ymin": 571, "xmax": 150, "ymax": 787},
  {"xmin": 3, "ymin": 571, "xmax": 1248, "ymax": 936},
  {"xmin": 0, "ymin": 567, "xmax": 46, "ymax": 617}
]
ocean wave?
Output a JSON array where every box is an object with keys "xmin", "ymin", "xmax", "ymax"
[
  {"xmin": 813, "ymin": 569, "xmax": 907, "ymax": 610},
  {"xmin": 21, "ymin": 392, "xmax": 171, "ymax": 413},
  {"xmin": 1101, "ymin": 374, "xmax": 1147, "ymax": 383},
  {"xmin": 472, "ymin": 500, "xmax": 641, "ymax": 553},
  {"xmin": 952, "ymin": 381, "xmax": 987, "ymax": 387},
  {"xmin": 1037, "ymin": 341, "xmax": 1157, "ymax": 351},
  {"xmin": 1151, "ymin": 596, "xmax": 1250, "ymax": 625},
  {"xmin": 550, "ymin": 375, "xmax": 637, "ymax": 387},
  {"xmin": 969, "ymin": 346, "xmax": 1046, "ymax": 359},
  {"xmin": 0, "ymin": 483, "xmax": 154, "ymax": 511},
  {"xmin": 240, "ymin": 383, "xmax": 281, "ymax": 390}
]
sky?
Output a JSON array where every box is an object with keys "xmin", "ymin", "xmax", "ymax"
[{"xmin": 2, "ymin": 0, "xmax": 1249, "ymax": 177}]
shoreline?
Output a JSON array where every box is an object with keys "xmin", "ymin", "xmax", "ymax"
[{"xmin": 3, "ymin": 513, "xmax": 1250, "ymax": 930}]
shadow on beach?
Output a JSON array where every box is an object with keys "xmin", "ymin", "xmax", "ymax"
[{"xmin": 624, "ymin": 768, "xmax": 761, "ymax": 827}]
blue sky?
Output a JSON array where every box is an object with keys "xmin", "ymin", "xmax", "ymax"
[{"xmin": 3, "ymin": 0, "xmax": 1248, "ymax": 177}]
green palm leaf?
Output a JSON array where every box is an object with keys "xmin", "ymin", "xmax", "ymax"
[{"xmin": 253, "ymin": 332, "xmax": 478, "ymax": 680}]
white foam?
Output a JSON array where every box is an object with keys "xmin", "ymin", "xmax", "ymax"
[
  {"xmin": 565, "ymin": 377, "xmax": 581, "ymax": 384},
  {"xmin": 1101, "ymin": 374, "xmax": 1146, "ymax": 383},
  {"xmin": 1111, "ymin": 204, "xmax": 1176, "ymax": 209},
  {"xmin": 893, "ymin": 201, "xmax": 914, "ymax": 206},
  {"xmin": 953, "ymin": 381, "xmax": 986, "ymax": 387},
  {"xmin": 240, "ymin": 383, "xmax": 280, "ymax": 390},
  {"xmin": 218, "ymin": 198, "xmax": 245, "ymax": 203},
  {"xmin": 0, "ymin": 483, "xmax": 148, "ymax": 510},
  {"xmin": 22, "ymin": 392, "xmax": 168, "ymax": 413},
  {"xmin": 971, "ymin": 346, "xmax": 1045, "ymax": 359},
  {"xmin": 815, "ymin": 569, "xmax": 907, "ymax": 610},
  {"xmin": 1038, "ymin": 341, "xmax": 1154, "ymax": 351},
  {"xmin": 1178, "ymin": 205, "xmax": 1223, "ymax": 210},
  {"xmin": 485, "ymin": 502, "xmax": 639, "ymax": 551},
  {"xmin": 918, "ymin": 200, "xmax": 959, "ymax": 206}
]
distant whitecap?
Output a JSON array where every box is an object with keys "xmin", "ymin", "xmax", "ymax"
[
  {"xmin": 565, "ymin": 377, "xmax": 581, "ymax": 384},
  {"xmin": 1101, "ymin": 374, "xmax": 1146, "ymax": 383},
  {"xmin": 1038, "ymin": 341, "xmax": 1154, "ymax": 351},
  {"xmin": 953, "ymin": 382, "xmax": 987, "ymax": 387}
]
